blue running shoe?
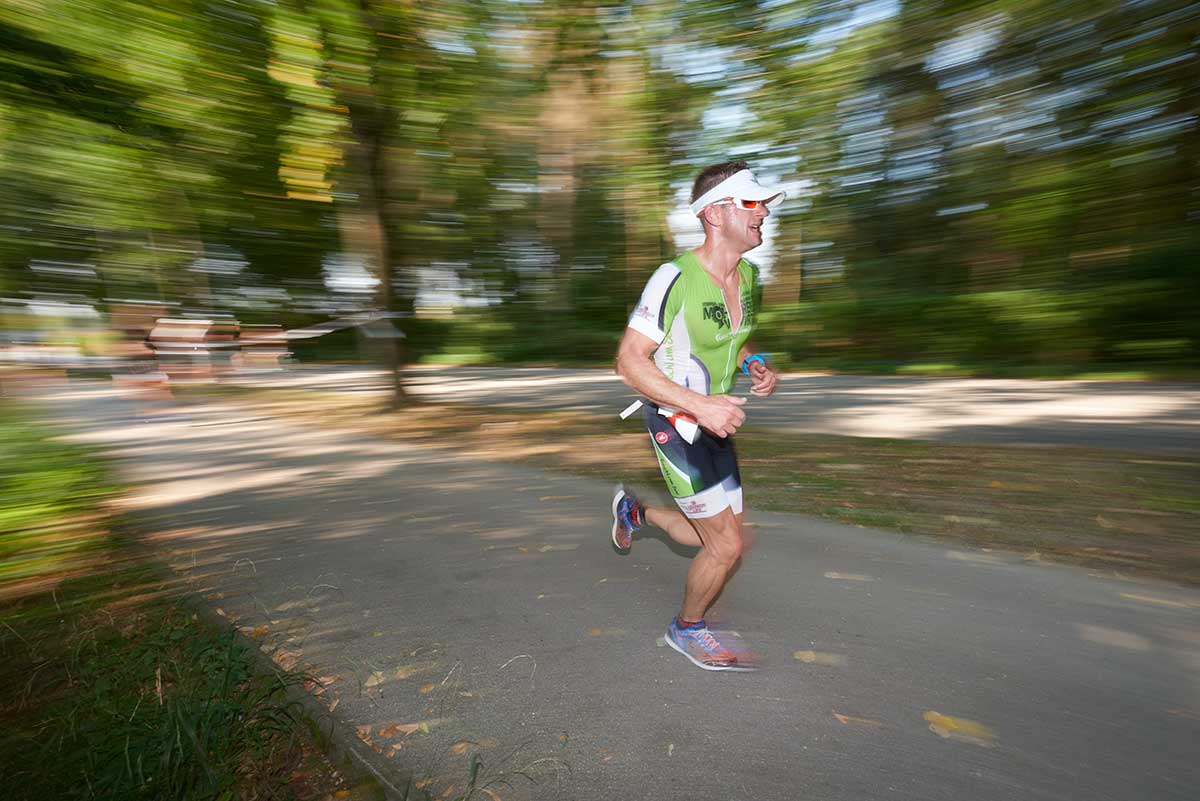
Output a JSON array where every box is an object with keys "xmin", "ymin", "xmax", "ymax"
[
  {"xmin": 665, "ymin": 618, "xmax": 754, "ymax": 672},
  {"xmin": 611, "ymin": 485, "xmax": 643, "ymax": 551}
]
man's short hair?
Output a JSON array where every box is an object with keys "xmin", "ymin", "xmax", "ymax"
[{"xmin": 691, "ymin": 160, "xmax": 749, "ymax": 205}]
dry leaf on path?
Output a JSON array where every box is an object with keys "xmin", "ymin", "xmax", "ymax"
[
  {"xmin": 832, "ymin": 710, "xmax": 883, "ymax": 728},
  {"xmin": 379, "ymin": 722, "xmax": 424, "ymax": 738},
  {"xmin": 824, "ymin": 572, "xmax": 875, "ymax": 582},
  {"xmin": 923, "ymin": 710, "xmax": 996, "ymax": 746},
  {"xmin": 272, "ymin": 649, "xmax": 301, "ymax": 671},
  {"xmin": 793, "ymin": 650, "xmax": 846, "ymax": 665}
]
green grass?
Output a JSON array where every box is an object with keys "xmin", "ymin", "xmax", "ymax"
[{"xmin": 1, "ymin": 564, "xmax": 312, "ymax": 801}]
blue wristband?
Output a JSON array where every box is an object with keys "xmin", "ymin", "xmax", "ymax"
[{"xmin": 741, "ymin": 354, "xmax": 767, "ymax": 376}]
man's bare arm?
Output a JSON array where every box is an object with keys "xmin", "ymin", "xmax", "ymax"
[{"xmin": 615, "ymin": 328, "xmax": 746, "ymax": 437}]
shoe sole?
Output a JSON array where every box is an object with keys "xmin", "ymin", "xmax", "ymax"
[
  {"xmin": 611, "ymin": 485, "xmax": 630, "ymax": 551},
  {"xmin": 663, "ymin": 629, "xmax": 756, "ymax": 672}
]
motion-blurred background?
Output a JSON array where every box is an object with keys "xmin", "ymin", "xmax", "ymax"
[{"xmin": 2, "ymin": 0, "xmax": 1197, "ymax": 378}]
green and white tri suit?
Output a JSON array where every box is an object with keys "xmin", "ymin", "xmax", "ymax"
[{"xmin": 627, "ymin": 251, "xmax": 761, "ymax": 519}]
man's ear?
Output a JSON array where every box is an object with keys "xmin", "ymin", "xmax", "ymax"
[{"xmin": 698, "ymin": 204, "xmax": 723, "ymax": 229}]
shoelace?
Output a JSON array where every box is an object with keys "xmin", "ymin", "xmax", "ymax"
[{"xmin": 693, "ymin": 628, "xmax": 725, "ymax": 654}]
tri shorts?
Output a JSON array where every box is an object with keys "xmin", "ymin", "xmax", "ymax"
[{"xmin": 644, "ymin": 406, "xmax": 742, "ymax": 519}]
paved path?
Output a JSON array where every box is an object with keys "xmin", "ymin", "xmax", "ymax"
[
  {"xmin": 44, "ymin": 381, "xmax": 1200, "ymax": 801},
  {"xmin": 232, "ymin": 365, "xmax": 1200, "ymax": 452}
]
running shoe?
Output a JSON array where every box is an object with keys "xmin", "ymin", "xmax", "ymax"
[
  {"xmin": 610, "ymin": 485, "xmax": 643, "ymax": 551},
  {"xmin": 664, "ymin": 618, "xmax": 754, "ymax": 672}
]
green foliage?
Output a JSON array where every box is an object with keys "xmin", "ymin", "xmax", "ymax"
[
  {"xmin": 0, "ymin": 402, "xmax": 114, "ymax": 586},
  {"xmin": 0, "ymin": 0, "xmax": 1196, "ymax": 374}
]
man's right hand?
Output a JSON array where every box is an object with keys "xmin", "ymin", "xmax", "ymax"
[{"xmin": 696, "ymin": 395, "xmax": 747, "ymax": 438}]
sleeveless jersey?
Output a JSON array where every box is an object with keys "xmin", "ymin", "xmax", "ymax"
[{"xmin": 627, "ymin": 251, "xmax": 760, "ymax": 396}]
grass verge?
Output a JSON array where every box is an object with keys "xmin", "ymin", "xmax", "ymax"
[
  {"xmin": 182, "ymin": 385, "xmax": 1200, "ymax": 586},
  {"xmin": 0, "ymin": 400, "xmax": 366, "ymax": 801}
]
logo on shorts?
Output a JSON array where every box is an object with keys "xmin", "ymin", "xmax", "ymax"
[
  {"xmin": 655, "ymin": 431, "xmax": 670, "ymax": 444},
  {"xmin": 679, "ymin": 499, "xmax": 708, "ymax": 515}
]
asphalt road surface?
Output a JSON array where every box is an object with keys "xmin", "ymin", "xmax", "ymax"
[
  {"xmin": 231, "ymin": 365, "xmax": 1200, "ymax": 452},
  {"xmin": 40, "ymin": 379, "xmax": 1200, "ymax": 801}
]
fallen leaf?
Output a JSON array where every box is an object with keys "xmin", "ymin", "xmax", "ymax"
[
  {"xmin": 378, "ymin": 722, "xmax": 423, "ymax": 738},
  {"xmin": 668, "ymin": 743, "xmax": 675, "ymax": 756},
  {"xmin": 588, "ymin": 628, "xmax": 603, "ymax": 636},
  {"xmin": 394, "ymin": 663, "xmax": 433, "ymax": 680},
  {"xmin": 252, "ymin": 625, "xmax": 269, "ymax": 639},
  {"xmin": 832, "ymin": 710, "xmax": 882, "ymax": 728},
  {"xmin": 328, "ymin": 698, "xmax": 340, "ymax": 712},
  {"xmin": 415, "ymin": 778, "xmax": 431, "ymax": 789},
  {"xmin": 923, "ymin": 711, "xmax": 996, "ymax": 746},
  {"xmin": 793, "ymin": 650, "xmax": 846, "ymax": 666},
  {"xmin": 355, "ymin": 725, "xmax": 373, "ymax": 745},
  {"xmin": 272, "ymin": 649, "xmax": 301, "ymax": 671},
  {"xmin": 448, "ymin": 741, "xmax": 473, "ymax": 755},
  {"xmin": 481, "ymin": 789, "xmax": 503, "ymax": 801},
  {"xmin": 365, "ymin": 671, "xmax": 386, "ymax": 688},
  {"xmin": 824, "ymin": 572, "xmax": 875, "ymax": 582},
  {"xmin": 419, "ymin": 682, "xmax": 436, "ymax": 694}
]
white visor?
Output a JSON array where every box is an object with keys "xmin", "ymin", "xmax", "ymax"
[{"xmin": 689, "ymin": 169, "xmax": 785, "ymax": 216}]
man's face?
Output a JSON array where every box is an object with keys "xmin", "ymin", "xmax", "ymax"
[{"xmin": 716, "ymin": 199, "xmax": 770, "ymax": 253}]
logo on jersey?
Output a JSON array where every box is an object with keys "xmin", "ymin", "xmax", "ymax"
[
  {"xmin": 633, "ymin": 304, "xmax": 654, "ymax": 322},
  {"xmin": 702, "ymin": 302, "xmax": 730, "ymax": 329},
  {"xmin": 655, "ymin": 431, "xmax": 670, "ymax": 444}
]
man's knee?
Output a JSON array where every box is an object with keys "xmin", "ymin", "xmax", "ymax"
[{"xmin": 695, "ymin": 512, "xmax": 743, "ymax": 564}]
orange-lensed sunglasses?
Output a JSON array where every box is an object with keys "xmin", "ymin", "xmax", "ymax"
[{"xmin": 711, "ymin": 197, "xmax": 766, "ymax": 210}]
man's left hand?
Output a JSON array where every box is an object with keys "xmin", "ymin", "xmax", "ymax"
[{"xmin": 748, "ymin": 360, "xmax": 778, "ymax": 397}]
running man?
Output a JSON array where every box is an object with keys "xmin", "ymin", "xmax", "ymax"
[{"xmin": 612, "ymin": 160, "xmax": 782, "ymax": 671}]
